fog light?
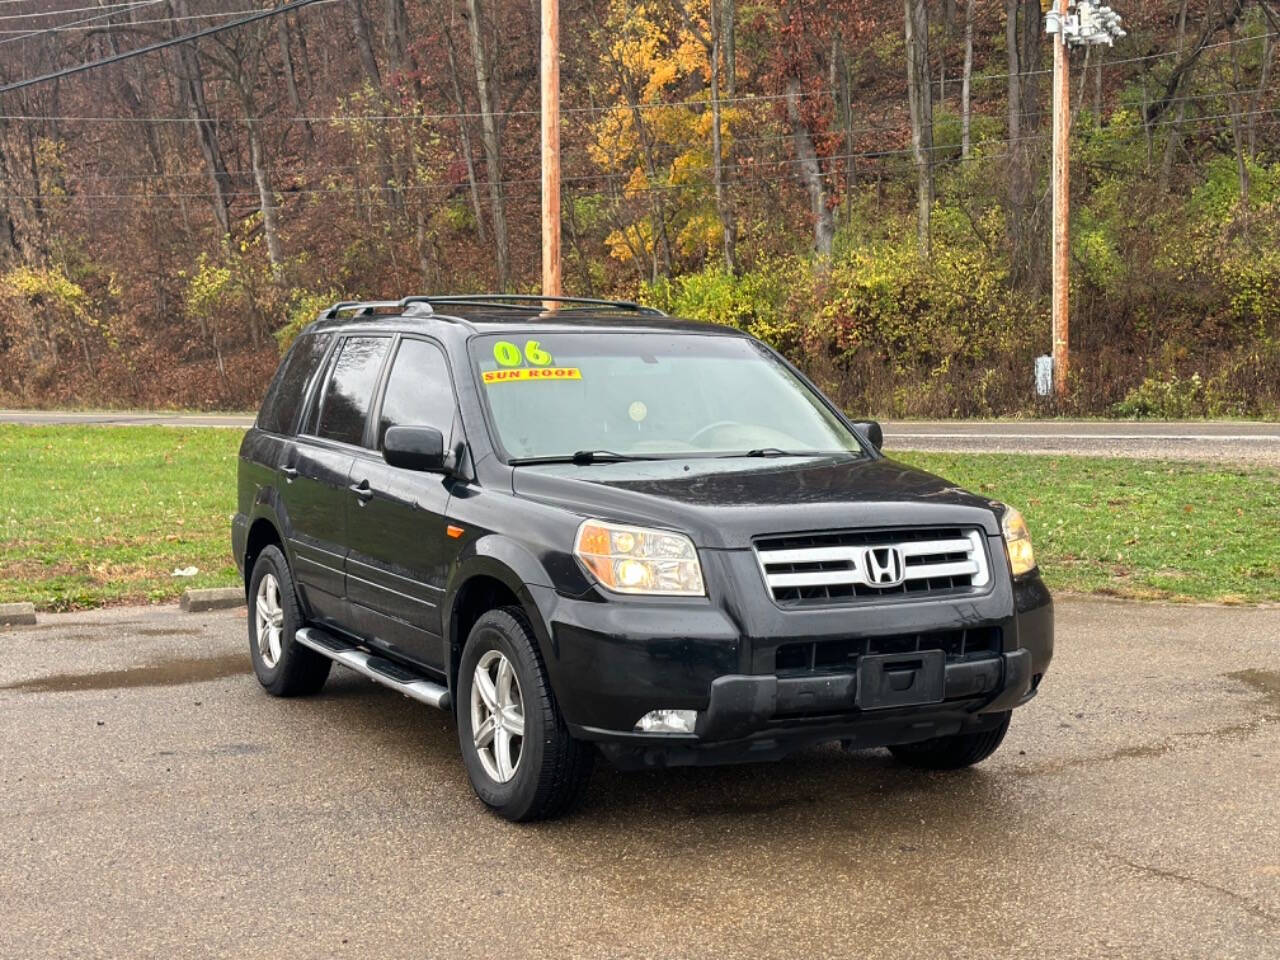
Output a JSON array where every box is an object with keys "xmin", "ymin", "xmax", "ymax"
[{"xmin": 634, "ymin": 709, "xmax": 698, "ymax": 734}]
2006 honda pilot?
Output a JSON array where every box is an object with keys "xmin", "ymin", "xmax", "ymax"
[{"xmin": 233, "ymin": 295, "xmax": 1053, "ymax": 821}]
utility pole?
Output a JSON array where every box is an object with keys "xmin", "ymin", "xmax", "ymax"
[
  {"xmin": 1051, "ymin": 0, "xmax": 1070, "ymax": 399},
  {"xmin": 541, "ymin": 0, "xmax": 562, "ymax": 301},
  {"xmin": 1044, "ymin": 1, "xmax": 1124, "ymax": 401}
]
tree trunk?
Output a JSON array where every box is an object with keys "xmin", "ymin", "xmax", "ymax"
[
  {"xmin": 709, "ymin": 0, "xmax": 736, "ymax": 272},
  {"xmin": 1248, "ymin": 30, "xmax": 1274, "ymax": 158},
  {"xmin": 904, "ymin": 0, "xmax": 932, "ymax": 258},
  {"xmin": 1006, "ymin": 0, "xmax": 1043, "ymax": 288},
  {"xmin": 464, "ymin": 0, "xmax": 511, "ymax": 290},
  {"xmin": 245, "ymin": 111, "xmax": 285, "ymax": 281},
  {"xmin": 1160, "ymin": 0, "xmax": 1190, "ymax": 190},
  {"xmin": 961, "ymin": 0, "xmax": 974, "ymax": 158},
  {"xmin": 385, "ymin": 0, "xmax": 410, "ymax": 78},
  {"xmin": 348, "ymin": 0, "xmax": 382, "ymax": 87},
  {"xmin": 785, "ymin": 77, "xmax": 834, "ymax": 259},
  {"xmin": 277, "ymin": 14, "xmax": 315, "ymax": 148},
  {"xmin": 443, "ymin": 24, "xmax": 488, "ymax": 244},
  {"xmin": 348, "ymin": 0, "xmax": 402, "ymax": 212},
  {"xmin": 170, "ymin": 0, "xmax": 232, "ymax": 238},
  {"xmin": 1228, "ymin": 20, "xmax": 1250, "ymax": 209}
]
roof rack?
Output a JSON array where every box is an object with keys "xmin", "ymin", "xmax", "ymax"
[
  {"xmin": 409, "ymin": 294, "xmax": 664, "ymax": 315},
  {"xmin": 319, "ymin": 294, "xmax": 665, "ymax": 322}
]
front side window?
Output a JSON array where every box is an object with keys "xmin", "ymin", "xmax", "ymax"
[
  {"xmin": 377, "ymin": 338, "xmax": 455, "ymax": 449},
  {"xmin": 257, "ymin": 333, "xmax": 332, "ymax": 435},
  {"xmin": 469, "ymin": 332, "xmax": 864, "ymax": 461},
  {"xmin": 314, "ymin": 336, "xmax": 391, "ymax": 446}
]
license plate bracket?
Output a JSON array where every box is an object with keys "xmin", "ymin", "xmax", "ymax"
[{"xmin": 856, "ymin": 650, "xmax": 946, "ymax": 710}]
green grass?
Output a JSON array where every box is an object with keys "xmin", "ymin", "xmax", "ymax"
[
  {"xmin": 1, "ymin": 426, "xmax": 241, "ymax": 610},
  {"xmin": 1, "ymin": 425, "xmax": 1277, "ymax": 609},
  {"xmin": 893, "ymin": 451, "xmax": 1280, "ymax": 604}
]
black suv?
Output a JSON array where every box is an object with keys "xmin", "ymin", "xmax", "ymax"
[{"xmin": 233, "ymin": 295, "xmax": 1053, "ymax": 821}]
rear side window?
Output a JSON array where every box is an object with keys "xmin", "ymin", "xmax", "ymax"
[
  {"xmin": 377, "ymin": 338, "xmax": 455, "ymax": 449},
  {"xmin": 257, "ymin": 333, "xmax": 332, "ymax": 435},
  {"xmin": 314, "ymin": 336, "xmax": 391, "ymax": 446}
]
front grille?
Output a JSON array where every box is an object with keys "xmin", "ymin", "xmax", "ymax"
[
  {"xmin": 754, "ymin": 527, "xmax": 990, "ymax": 605},
  {"xmin": 775, "ymin": 627, "xmax": 1003, "ymax": 676}
]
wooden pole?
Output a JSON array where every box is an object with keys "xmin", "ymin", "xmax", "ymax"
[
  {"xmin": 1051, "ymin": 0, "xmax": 1070, "ymax": 399},
  {"xmin": 541, "ymin": 0, "xmax": 562, "ymax": 301}
]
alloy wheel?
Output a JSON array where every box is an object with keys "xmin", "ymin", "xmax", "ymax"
[
  {"xmin": 470, "ymin": 649, "xmax": 525, "ymax": 783},
  {"xmin": 255, "ymin": 573, "xmax": 285, "ymax": 668}
]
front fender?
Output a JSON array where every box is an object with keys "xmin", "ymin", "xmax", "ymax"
[{"xmin": 444, "ymin": 535, "xmax": 569, "ymax": 698}]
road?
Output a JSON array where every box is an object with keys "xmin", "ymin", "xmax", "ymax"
[
  {"xmin": 2, "ymin": 600, "xmax": 1277, "ymax": 959},
  {"xmin": 3, "ymin": 409, "xmax": 1278, "ymax": 463}
]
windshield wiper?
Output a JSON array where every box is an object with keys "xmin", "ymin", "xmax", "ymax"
[
  {"xmin": 508, "ymin": 450, "xmax": 656, "ymax": 466},
  {"xmin": 570, "ymin": 449, "xmax": 652, "ymax": 464},
  {"xmin": 737, "ymin": 447, "xmax": 794, "ymax": 458}
]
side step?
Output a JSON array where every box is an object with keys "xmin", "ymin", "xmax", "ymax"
[{"xmin": 295, "ymin": 627, "xmax": 451, "ymax": 711}]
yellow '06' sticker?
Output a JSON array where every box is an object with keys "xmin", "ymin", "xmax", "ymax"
[{"xmin": 483, "ymin": 367, "xmax": 582, "ymax": 384}]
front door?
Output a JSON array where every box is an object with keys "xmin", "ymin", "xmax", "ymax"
[{"xmin": 344, "ymin": 336, "xmax": 461, "ymax": 671}]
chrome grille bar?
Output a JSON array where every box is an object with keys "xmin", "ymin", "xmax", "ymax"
[{"xmin": 755, "ymin": 529, "xmax": 990, "ymax": 602}]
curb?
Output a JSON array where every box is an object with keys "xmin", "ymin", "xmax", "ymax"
[
  {"xmin": 180, "ymin": 588, "xmax": 245, "ymax": 613},
  {"xmin": 0, "ymin": 602, "xmax": 37, "ymax": 626}
]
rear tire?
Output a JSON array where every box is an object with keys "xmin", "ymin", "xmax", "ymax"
[
  {"xmin": 888, "ymin": 712, "xmax": 1011, "ymax": 770},
  {"xmin": 456, "ymin": 607, "xmax": 594, "ymax": 822},
  {"xmin": 247, "ymin": 545, "xmax": 331, "ymax": 697}
]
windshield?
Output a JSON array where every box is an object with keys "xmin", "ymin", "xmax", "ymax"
[{"xmin": 470, "ymin": 332, "xmax": 865, "ymax": 462}]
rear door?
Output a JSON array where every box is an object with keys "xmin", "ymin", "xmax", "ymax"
[
  {"xmin": 344, "ymin": 336, "xmax": 460, "ymax": 671},
  {"xmin": 280, "ymin": 334, "xmax": 392, "ymax": 625}
]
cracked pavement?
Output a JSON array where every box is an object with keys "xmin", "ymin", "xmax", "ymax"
[{"xmin": 1, "ymin": 598, "xmax": 1277, "ymax": 959}]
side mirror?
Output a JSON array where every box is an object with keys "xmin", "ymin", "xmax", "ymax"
[
  {"xmin": 383, "ymin": 425, "xmax": 446, "ymax": 472},
  {"xmin": 852, "ymin": 420, "xmax": 884, "ymax": 451}
]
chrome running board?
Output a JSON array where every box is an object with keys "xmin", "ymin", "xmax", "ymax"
[{"xmin": 295, "ymin": 626, "xmax": 451, "ymax": 711}]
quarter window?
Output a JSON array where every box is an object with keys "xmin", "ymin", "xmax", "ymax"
[
  {"xmin": 257, "ymin": 333, "xmax": 332, "ymax": 435},
  {"xmin": 378, "ymin": 338, "xmax": 455, "ymax": 449},
  {"xmin": 314, "ymin": 336, "xmax": 391, "ymax": 446}
]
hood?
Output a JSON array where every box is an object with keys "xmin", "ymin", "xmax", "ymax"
[{"xmin": 511, "ymin": 454, "xmax": 1001, "ymax": 549}]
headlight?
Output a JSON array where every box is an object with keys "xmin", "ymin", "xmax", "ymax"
[
  {"xmin": 1000, "ymin": 505, "xmax": 1037, "ymax": 577},
  {"xmin": 573, "ymin": 519, "xmax": 705, "ymax": 596}
]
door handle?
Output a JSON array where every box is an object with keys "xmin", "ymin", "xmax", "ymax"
[
  {"xmin": 349, "ymin": 479, "xmax": 374, "ymax": 503},
  {"xmin": 281, "ymin": 465, "xmax": 299, "ymax": 482}
]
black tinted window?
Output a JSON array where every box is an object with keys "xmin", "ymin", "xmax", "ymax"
[
  {"xmin": 257, "ymin": 333, "xmax": 332, "ymax": 435},
  {"xmin": 378, "ymin": 339, "xmax": 455, "ymax": 449},
  {"xmin": 314, "ymin": 336, "xmax": 391, "ymax": 446}
]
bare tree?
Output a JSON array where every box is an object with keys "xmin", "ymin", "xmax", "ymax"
[
  {"xmin": 904, "ymin": 0, "xmax": 932, "ymax": 258},
  {"xmin": 1006, "ymin": 0, "xmax": 1043, "ymax": 287},
  {"xmin": 168, "ymin": 0, "xmax": 233, "ymax": 238},
  {"xmin": 443, "ymin": 23, "xmax": 488, "ymax": 245},
  {"xmin": 462, "ymin": 0, "xmax": 511, "ymax": 290},
  {"xmin": 785, "ymin": 77, "xmax": 835, "ymax": 259},
  {"xmin": 961, "ymin": 0, "xmax": 975, "ymax": 158}
]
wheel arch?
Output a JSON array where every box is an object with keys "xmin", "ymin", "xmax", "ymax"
[
  {"xmin": 243, "ymin": 516, "xmax": 285, "ymax": 592},
  {"xmin": 444, "ymin": 541, "xmax": 562, "ymax": 706}
]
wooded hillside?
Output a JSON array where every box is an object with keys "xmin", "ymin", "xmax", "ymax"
[{"xmin": 1, "ymin": 0, "xmax": 1277, "ymax": 417}]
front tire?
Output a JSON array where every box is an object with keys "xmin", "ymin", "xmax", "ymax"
[
  {"xmin": 247, "ymin": 545, "xmax": 331, "ymax": 697},
  {"xmin": 888, "ymin": 711, "xmax": 1011, "ymax": 770},
  {"xmin": 456, "ymin": 607, "xmax": 594, "ymax": 822}
]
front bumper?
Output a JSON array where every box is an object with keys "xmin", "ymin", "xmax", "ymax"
[{"xmin": 536, "ymin": 567, "xmax": 1053, "ymax": 769}]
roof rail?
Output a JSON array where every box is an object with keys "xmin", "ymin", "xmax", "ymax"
[
  {"xmin": 320, "ymin": 298, "xmax": 433, "ymax": 320},
  {"xmin": 408, "ymin": 294, "xmax": 665, "ymax": 315}
]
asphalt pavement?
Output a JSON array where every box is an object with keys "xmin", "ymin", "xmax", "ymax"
[
  {"xmin": 1, "ymin": 599, "xmax": 1277, "ymax": 959},
  {"xmin": 4, "ymin": 409, "xmax": 1279, "ymax": 462}
]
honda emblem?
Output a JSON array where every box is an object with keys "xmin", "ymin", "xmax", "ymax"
[{"xmin": 863, "ymin": 546, "xmax": 906, "ymax": 587}]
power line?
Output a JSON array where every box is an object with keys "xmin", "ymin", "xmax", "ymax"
[
  {"xmin": 0, "ymin": 7, "xmax": 286, "ymax": 34},
  {"xmin": 0, "ymin": 0, "xmax": 332, "ymax": 95},
  {"xmin": 0, "ymin": 0, "xmax": 162, "ymax": 46},
  {"xmin": 0, "ymin": 1, "xmax": 154, "ymax": 21}
]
